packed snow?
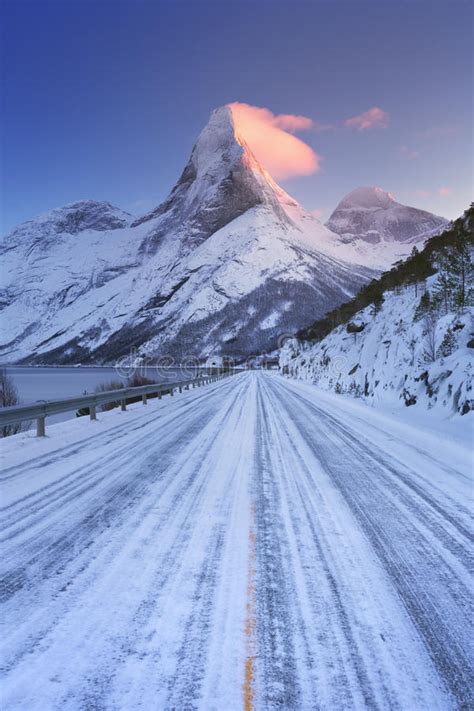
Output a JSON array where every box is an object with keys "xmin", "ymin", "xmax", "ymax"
[{"xmin": 1, "ymin": 371, "xmax": 472, "ymax": 709}]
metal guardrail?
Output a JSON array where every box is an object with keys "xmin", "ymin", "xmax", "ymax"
[{"xmin": 0, "ymin": 371, "xmax": 235, "ymax": 437}]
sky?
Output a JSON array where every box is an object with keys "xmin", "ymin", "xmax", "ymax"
[{"xmin": 1, "ymin": 0, "xmax": 472, "ymax": 233}]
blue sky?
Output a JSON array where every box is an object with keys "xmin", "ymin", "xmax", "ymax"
[{"xmin": 1, "ymin": 0, "xmax": 472, "ymax": 232}]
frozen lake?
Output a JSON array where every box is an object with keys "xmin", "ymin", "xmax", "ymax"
[{"xmin": 4, "ymin": 366, "xmax": 199, "ymax": 423}]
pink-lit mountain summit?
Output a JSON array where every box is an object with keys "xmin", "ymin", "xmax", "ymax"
[{"xmin": 0, "ymin": 107, "xmax": 447, "ymax": 364}]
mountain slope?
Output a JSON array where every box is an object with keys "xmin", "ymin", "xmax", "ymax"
[{"xmin": 326, "ymin": 186, "xmax": 449, "ymax": 268}]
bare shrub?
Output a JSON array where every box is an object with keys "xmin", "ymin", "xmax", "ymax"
[
  {"xmin": 127, "ymin": 373, "xmax": 155, "ymax": 388},
  {"xmin": 0, "ymin": 369, "xmax": 30, "ymax": 437},
  {"xmin": 94, "ymin": 380, "xmax": 125, "ymax": 411},
  {"xmin": 94, "ymin": 374, "xmax": 158, "ymax": 412},
  {"xmin": 126, "ymin": 374, "xmax": 158, "ymax": 403}
]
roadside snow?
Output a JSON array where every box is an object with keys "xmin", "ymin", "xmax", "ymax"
[{"xmin": 280, "ymin": 275, "xmax": 474, "ymax": 418}]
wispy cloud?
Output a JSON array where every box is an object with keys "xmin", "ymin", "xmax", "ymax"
[
  {"xmin": 312, "ymin": 121, "xmax": 336, "ymax": 133},
  {"xmin": 229, "ymin": 102, "xmax": 321, "ymax": 179},
  {"xmin": 416, "ymin": 126, "xmax": 456, "ymax": 140},
  {"xmin": 400, "ymin": 145, "xmax": 419, "ymax": 160},
  {"xmin": 272, "ymin": 113, "xmax": 314, "ymax": 132},
  {"xmin": 438, "ymin": 186, "xmax": 453, "ymax": 197},
  {"xmin": 344, "ymin": 106, "xmax": 389, "ymax": 131},
  {"xmin": 410, "ymin": 187, "xmax": 454, "ymax": 199}
]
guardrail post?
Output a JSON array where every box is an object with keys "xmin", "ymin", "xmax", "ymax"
[
  {"xmin": 158, "ymin": 391, "xmax": 162, "ymax": 399},
  {"xmin": 121, "ymin": 399, "xmax": 127, "ymax": 411},
  {"xmin": 90, "ymin": 405, "xmax": 97, "ymax": 421},
  {"xmin": 36, "ymin": 416, "xmax": 46, "ymax": 437},
  {"xmin": 179, "ymin": 386, "xmax": 182, "ymax": 393},
  {"xmin": 170, "ymin": 388, "xmax": 174, "ymax": 396},
  {"xmin": 142, "ymin": 394, "xmax": 147, "ymax": 405}
]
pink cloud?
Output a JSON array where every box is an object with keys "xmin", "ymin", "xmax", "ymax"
[
  {"xmin": 438, "ymin": 186, "xmax": 453, "ymax": 197},
  {"xmin": 272, "ymin": 113, "xmax": 314, "ymax": 132},
  {"xmin": 310, "ymin": 208, "xmax": 323, "ymax": 219},
  {"xmin": 228, "ymin": 102, "xmax": 321, "ymax": 179},
  {"xmin": 344, "ymin": 106, "xmax": 389, "ymax": 131}
]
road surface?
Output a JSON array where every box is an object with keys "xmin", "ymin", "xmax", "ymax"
[{"xmin": 1, "ymin": 372, "xmax": 472, "ymax": 710}]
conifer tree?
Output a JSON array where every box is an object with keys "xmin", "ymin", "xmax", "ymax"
[
  {"xmin": 433, "ymin": 251, "xmax": 456, "ymax": 314},
  {"xmin": 437, "ymin": 327, "xmax": 456, "ymax": 358},
  {"xmin": 414, "ymin": 291, "xmax": 432, "ymax": 321},
  {"xmin": 449, "ymin": 228, "xmax": 473, "ymax": 312}
]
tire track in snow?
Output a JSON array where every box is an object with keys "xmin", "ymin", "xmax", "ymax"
[
  {"xmin": 252, "ymin": 383, "xmax": 302, "ymax": 709},
  {"xmin": 264, "ymin": 375, "xmax": 473, "ymax": 709},
  {"xmin": 1, "ymin": 371, "xmax": 471, "ymax": 710},
  {"xmin": 1, "ymin": 376, "xmax": 251, "ymax": 693},
  {"xmin": 256, "ymin": 377, "xmax": 382, "ymax": 709}
]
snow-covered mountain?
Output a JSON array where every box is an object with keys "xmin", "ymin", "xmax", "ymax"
[
  {"xmin": 0, "ymin": 107, "xmax": 366, "ymax": 364},
  {"xmin": 326, "ymin": 187, "xmax": 449, "ymax": 268},
  {"xmin": 0, "ymin": 107, "xmax": 447, "ymax": 365}
]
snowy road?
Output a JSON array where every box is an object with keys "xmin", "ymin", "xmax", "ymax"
[{"xmin": 1, "ymin": 372, "xmax": 472, "ymax": 710}]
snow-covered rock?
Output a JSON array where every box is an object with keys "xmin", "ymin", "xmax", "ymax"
[
  {"xmin": 326, "ymin": 187, "xmax": 449, "ymax": 268},
  {"xmin": 280, "ymin": 276, "xmax": 473, "ymax": 417}
]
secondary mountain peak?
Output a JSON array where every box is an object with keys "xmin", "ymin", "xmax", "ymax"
[
  {"xmin": 326, "ymin": 186, "xmax": 448, "ymax": 247},
  {"xmin": 0, "ymin": 200, "xmax": 132, "ymax": 255},
  {"xmin": 335, "ymin": 186, "xmax": 396, "ymax": 210}
]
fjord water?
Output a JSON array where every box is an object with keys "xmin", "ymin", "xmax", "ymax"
[{"xmin": 5, "ymin": 366, "xmax": 194, "ymax": 423}]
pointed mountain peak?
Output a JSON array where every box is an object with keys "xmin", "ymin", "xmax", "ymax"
[
  {"xmin": 185, "ymin": 104, "xmax": 284, "ymax": 194},
  {"xmin": 132, "ymin": 105, "xmax": 298, "ymax": 241},
  {"xmin": 189, "ymin": 105, "xmax": 242, "ymax": 174}
]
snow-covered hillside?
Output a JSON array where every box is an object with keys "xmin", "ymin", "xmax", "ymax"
[
  {"xmin": 326, "ymin": 187, "xmax": 448, "ymax": 268},
  {"xmin": 280, "ymin": 275, "xmax": 473, "ymax": 417},
  {"xmin": 0, "ymin": 107, "xmax": 447, "ymax": 365}
]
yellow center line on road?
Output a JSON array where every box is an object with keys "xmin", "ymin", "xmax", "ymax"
[{"xmin": 243, "ymin": 500, "xmax": 257, "ymax": 711}]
